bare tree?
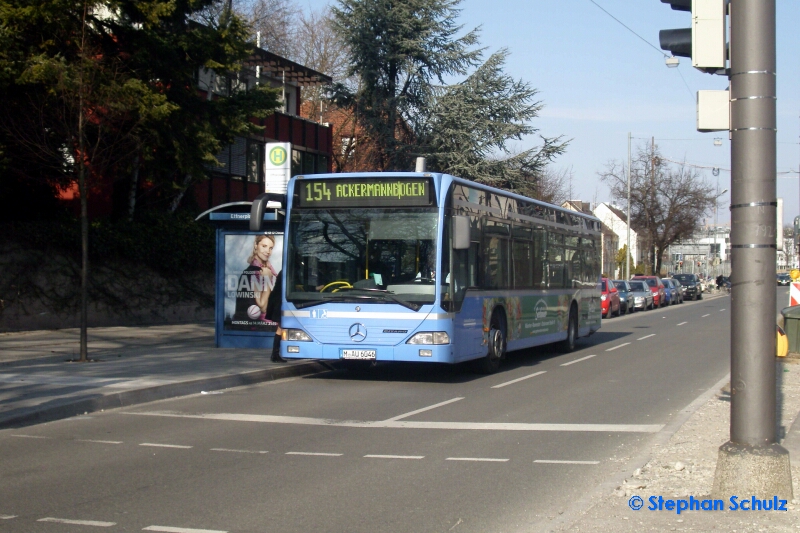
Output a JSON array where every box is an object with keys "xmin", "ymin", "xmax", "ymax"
[
  {"xmin": 600, "ymin": 141, "xmax": 716, "ymax": 275},
  {"xmin": 535, "ymin": 166, "xmax": 572, "ymax": 205},
  {"xmin": 293, "ymin": 7, "xmax": 352, "ymax": 122}
]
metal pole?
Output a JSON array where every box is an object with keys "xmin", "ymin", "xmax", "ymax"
[
  {"xmin": 627, "ymin": 132, "xmax": 631, "ymax": 279},
  {"xmin": 728, "ymin": 0, "xmax": 776, "ymax": 447},
  {"xmin": 714, "ymin": 0, "xmax": 791, "ymax": 501},
  {"xmin": 714, "ymin": 185, "xmax": 719, "ymax": 278}
]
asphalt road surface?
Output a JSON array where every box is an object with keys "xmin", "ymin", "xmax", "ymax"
[{"xmin": 0, "ymin": 291, "xmax": 737, "ymax": 533}]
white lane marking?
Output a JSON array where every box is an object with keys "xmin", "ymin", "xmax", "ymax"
[
  {"xmin": 491, "ymin": 371, "xmax": 547, "ymax": 389},
  {"xmin": 720, "ymin": 308, "xmax": 726, "ymax": 311},
  {"xmin": 38, "ymin": 517, "xmax": 115, "ymax": 527},
  {"xmin": 143, "ymin": 527, "xmax": 227, "ymax": 533},
  {"xmin": 560, "ymin": 355, "xmax": 596, "ymax": 367},
  {"xmin": 446, "ymin": 457, "xmax": 509, "ymax": 462},
  {"xmin": 77, "ymin": 439, "xmax": 122, "ymax": 445},
  {"xmin": 637, "ymin": 334, "xmax": 655, "ymax": 340},
  {"xmin": 386, "ymin": 397, "xmax": 464, "ymax": 421},
  {"xmin": 0, "ymin": 515, "xmax": 18, "ymax": 519},
  {"xmin": 11, "ymin": 434, "xmax": 48, "ymax": 439},
  {"xmin": 125, "ymin": 412, "xmax": 663, "ymax": 433},
  {"xmin": 702, "ymin": 314, "xmax": 710, "ymax": 317},
  {"xmin": 210, "ymin": 448, "xmax": 268, "ymax": 454},
  {"xmin": 139, "ymin": 443, "xmax": 192, "ymax": 449},
  {"xmin": 534, "ymin": 460, "xmax": 600, "ymax": 465},
  {"xmin": 365, "ymin": 454, "xmax": 424, "ymax": 460},
  {"xmin": 286, "ymin": 451, "xmax": 342, "ymax": 456},
  {"xmin": 605, "ymin": 343, "xmax": 630, "ymax": 352},
  {"xmin": 677, "ymin": 321, "xmax": 688, "ymax": 326}
]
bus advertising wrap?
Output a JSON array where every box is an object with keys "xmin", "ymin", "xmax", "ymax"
[{"xmin": 223, "ymin": 232, "xmax": 284, "ymax": 332}]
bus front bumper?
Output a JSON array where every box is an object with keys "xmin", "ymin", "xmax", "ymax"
[{"xmin": 281, "ymin": 342, "xmax": 454, "ymax": 363}]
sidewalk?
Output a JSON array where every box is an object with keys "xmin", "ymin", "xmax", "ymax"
[{"xmin": 0, "ymin": 323, "xmax": 327, "ymax": 429}]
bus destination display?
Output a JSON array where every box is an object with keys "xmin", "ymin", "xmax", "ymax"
[{"xmin": 296, "ymin": 178, "xmax": 433, "ymax": 208}]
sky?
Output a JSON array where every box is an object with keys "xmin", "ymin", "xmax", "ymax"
[{"xmin": 298, "ymin": 0, "xmax": 800, "ymax": 225}]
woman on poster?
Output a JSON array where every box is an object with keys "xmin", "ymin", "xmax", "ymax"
[{"xmin": 234, "ymin": 234, "xmax": 278, "ymax": 323}]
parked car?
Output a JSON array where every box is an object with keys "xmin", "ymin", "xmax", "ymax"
[
  {"xmin": 600, "ymin": 277, "xmax": 621, "ymax": 318},
  {"xmin": 778, "ymin": 273, "xmax": 792, "ymax": 286},
  {"xmin": 673, "ymin": 273, "xmax": 702, "ymax": 300},
  {"xmin": 661, "ymin": 278, "xmax": 677, "ymax": 305},
  {"xmin": 631, "ymin": 275, "xmax": 666, "ymax": 307},
  {"xmin": 628, "ymin": 280, "xmax": 654, "ymax": 311},
  {"xmin": 671, "ymin": 278, "xmax": 685, "ymax": 303},
  {"xmin": 612, "ymin": 280, "xmax": 633, "ymax": 315}
]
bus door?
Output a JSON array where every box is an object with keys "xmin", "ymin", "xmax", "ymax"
[{"xmin": 446, "ymin": 214, "xmax": 484, "ymax": 361}]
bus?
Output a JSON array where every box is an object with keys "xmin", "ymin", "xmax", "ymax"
[{"xmin": 254, "ymin": 172, "xmax": 602, "ymax": 373}]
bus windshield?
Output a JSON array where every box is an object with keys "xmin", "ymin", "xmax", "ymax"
[{"xmin": 286, "ymin": 208, "xmax": 439, "ymax": 308}]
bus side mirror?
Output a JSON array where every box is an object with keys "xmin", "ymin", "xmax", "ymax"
[
  {"xmin": 453, "ymin": 216, "xmax": 470, "ymax": 250},
  {"xmin": 250, "ymin": 193, "xmax": 287, "ymax": 231}
]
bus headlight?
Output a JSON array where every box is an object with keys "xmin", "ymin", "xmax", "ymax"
[
  {"xmin": 407, "ymin": 332, "xmax": 450, "ymax": 345},
  {"xmin": 283, "ymin": 329, "xmax": 312, "ymax": 342}
]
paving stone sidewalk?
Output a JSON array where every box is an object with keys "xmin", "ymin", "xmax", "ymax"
[{"xmin": 0, "ymin": 323, "xmax": 325, "ymax": 428}]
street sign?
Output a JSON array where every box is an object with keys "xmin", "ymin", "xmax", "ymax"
[{"xmin": 264, "ymin": 142, "xmax": 292, "ymax": 195}]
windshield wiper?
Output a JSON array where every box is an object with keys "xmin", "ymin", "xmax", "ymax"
[{"xmin": 332, "ymin": 287, "xmax": 422, "ymax": 312}]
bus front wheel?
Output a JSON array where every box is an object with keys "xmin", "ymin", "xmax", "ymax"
[{"xmin": 475, "ymin": 313, "xmax": 506, "ymax": 374}]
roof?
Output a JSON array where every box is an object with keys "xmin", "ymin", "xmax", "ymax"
[
  {"xmin": 604, "ymin": 203, "xmax": 628, "ymax": 223},
  {"xmin": 243, "ymin": 48, "xmax": 332, "ymax": 86}
]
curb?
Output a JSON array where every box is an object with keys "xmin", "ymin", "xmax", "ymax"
[{"xmin": 0, "ymin": 360, "xmax": 330, "ymax": 430}]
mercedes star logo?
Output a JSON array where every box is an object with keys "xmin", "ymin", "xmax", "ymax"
[{"xmin": 349, "ymin": 323, "xmax": 367, "ymax": 342}]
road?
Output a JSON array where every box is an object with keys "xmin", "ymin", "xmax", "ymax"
[{"xmin": 0, "ymin": 290, "xmax": 740, "ymax": 533}]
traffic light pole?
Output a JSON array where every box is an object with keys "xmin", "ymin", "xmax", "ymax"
[{"xmin": 712, "ymin": 0, "xmax": 793, "ymax": 499}]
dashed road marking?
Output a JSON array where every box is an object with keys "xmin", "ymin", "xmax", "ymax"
[
  {"xmin": 38, "ymin": 517, "xmax": 116, "ymax": 527},
  {"xmin": 0, "ymin": 515, "xmax": 17, "ymax": 520},
  {"xmin": 605, "ymin": 343, "xmax": 630, "ymax": 352},
  {"xmin": 560, "ymin": 355, "xmax": 596, "ymax": 367},
  {"xmin": 534, "ymin": 460, "xmax": 600, "ymax": 465},
  {"xmin": 386, "ymin": 397, "xmax": 464, "ymax": 421},
  {"xmin": 446, "ymin": 457, "xmax": 509, "ymax": 462},
  {"xmin": 637, "ymin": 334, "xmax": 655, "ymax": 340},
  {"xmin": 720, "ymin": 308, "xmax": 726, "ymax": 311},
  {"xmin": 491, "ymin": 371, "xmax": 547, "ymax": 389},
  {"xmin": 286, "ymin": 451, "xmax": 342, "ymax": 456},
  {"xmin": 365, "ymin": 454, "xmax": 424, "ymax": 460},
  {"xmin": 143, "ymin": 527, "xmax": 227, "ymax": 533},
  {"xmin": 11, "ymin": 435, "xmax": 48, "ymax": 439},
  {"xmin": 677, "ymin": 322, "xmax": 687, "ymax": 326},
  {"xmin": 139, "ymin": 443, "xmax": 192, "ymax": 449},
  {"xmin": 77, "ymin": 439, "xmax": 122, "ymax": 445},
  {"xmin": 126, "ymin": 412, "xmax": 664, "ymax": 433},
  {"xmin": 702, "ymin": 314, "xmax": 710, "ymax": 317},
  {"xmin": 210, "ymin": 448, "xmax": 268, "ymax": 454}
]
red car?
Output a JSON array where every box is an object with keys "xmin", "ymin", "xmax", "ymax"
[
  {"xmin": 631, "ymin": 275, "xmax": 667, "ymax": 307},
  {"xmin": 600, "ymin": 277, "xmax": 621, "ymax": 318}
]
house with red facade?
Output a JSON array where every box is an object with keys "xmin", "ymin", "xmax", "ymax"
[{"xmin": 195, "ymin": 48, "xmax": 333, "ymax": 211}]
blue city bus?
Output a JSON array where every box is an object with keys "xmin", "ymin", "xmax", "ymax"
[{"xmin": 258, "ymin": 172, "xmax": 602, "ymax": 373}]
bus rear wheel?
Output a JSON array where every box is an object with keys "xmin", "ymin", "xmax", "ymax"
[
  {"xmin": 475, "ymin": 313, "xmax": 506, "ymax": 374},
  {"xmin": 557, "ymin": 305, "xmax": 578, "ymax": 353}
]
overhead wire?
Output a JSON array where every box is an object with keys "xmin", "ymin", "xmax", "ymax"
[{"xmin": 587, "ymin": 0, "xmax": 694, "ymax": 101}]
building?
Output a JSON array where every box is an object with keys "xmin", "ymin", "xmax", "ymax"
[
  {"xmin": 195, "ymin": 48, "xmax": 333, "ymax": 211},
  {"xmin": 592, "ymin": 203, "xmax": 641, "ymax": 278}
]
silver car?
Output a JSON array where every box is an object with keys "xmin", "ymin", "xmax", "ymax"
[{"xmin": 628, "ymin": 279, "xmax": 654, "ymax": 311}]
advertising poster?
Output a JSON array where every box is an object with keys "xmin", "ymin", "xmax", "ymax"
[{"xmin": 223, "ymin": 232, "xmax": 284, "ymax": 332}]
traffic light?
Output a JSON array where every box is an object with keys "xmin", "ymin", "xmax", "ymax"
[{"xmin": 659, "ymin": 0, "xmax": 727, "ymax": 74}]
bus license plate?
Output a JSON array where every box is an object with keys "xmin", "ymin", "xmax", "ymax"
[{"xmin": 341, "ymin": 349, "xmax": 376, "ymax": 360}]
